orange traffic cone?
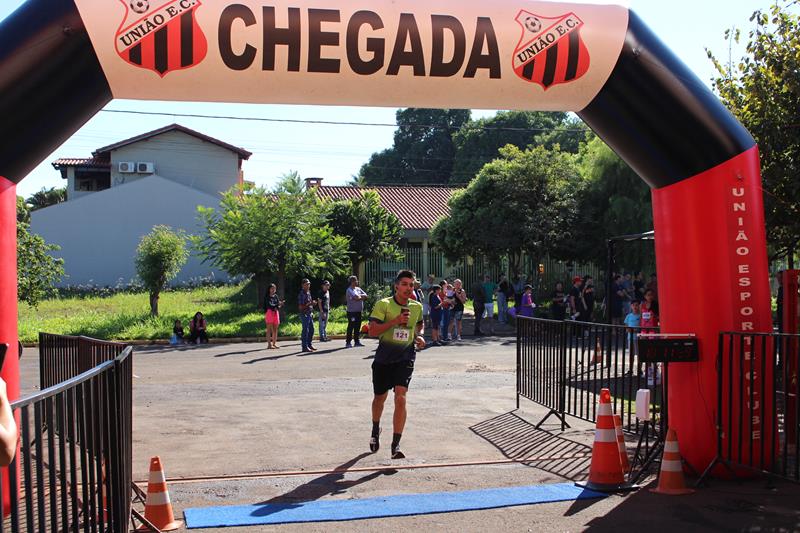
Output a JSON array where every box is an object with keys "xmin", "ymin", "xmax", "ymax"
[
  {"xmin": 650, "ymin": 428, "xmax": 695, "ymax": 495},
  {"xmin": 138, "ymin": 456, "xmax": 183, "ymax": 531},
  {"xmin": 613, "ymin": 414, "xmax": 631, "ymax": 473},
  {"xmin": 576, "ymin": 388, "xmax": 635, "ymax": 492}
]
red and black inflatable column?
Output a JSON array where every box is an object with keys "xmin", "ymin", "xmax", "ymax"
[
  {"xmin": 0, "ymin": 177, "xmax": 18, "ymax": 515},
  {"xmin": 0, "ymin": 0, "xmax": 112, "ymax": 512},
  {"xmin": 579, "ymin": 11, "xmax": 771, "ymax": 471}
]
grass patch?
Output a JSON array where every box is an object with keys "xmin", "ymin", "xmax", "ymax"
[{"xmin": 18, "ymin": 281, "xmax": 353, "ymax": 343}]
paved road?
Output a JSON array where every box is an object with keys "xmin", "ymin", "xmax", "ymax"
[{"xmin": 20, "ymin": 338, "xmax": 800, "ymax": 531}]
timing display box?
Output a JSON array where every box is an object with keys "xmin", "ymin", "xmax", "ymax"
[{"xmin": 637, "ymin": 333, "xmax": 699, "ymax": 363}]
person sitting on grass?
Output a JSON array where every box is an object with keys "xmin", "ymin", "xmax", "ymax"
[
  {"xmin": 172, "ymin": 319, "xmax": 185, "ymax": 345},
  {"xmin": 188, "ymin": 311, "xmax": 209, "ymax": 344}
]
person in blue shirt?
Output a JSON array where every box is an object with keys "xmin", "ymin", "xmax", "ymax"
[{"xmin": 624, "ymin": 300, "xmax": 642, "ymax": 375}]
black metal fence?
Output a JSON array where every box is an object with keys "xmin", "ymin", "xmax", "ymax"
[
  {"xmin": 700, "ymin": 331, "xmax": 800, "ymax": 483},
  {"xmin": 39, "ymin": 333, "xmax": 127, "ymax": 390},
  {"xmin": 1, "ymin": 338, "xmax": 133, "ymax": 532},
  {"xmin": 517, "ymin": 317, "xmax": 665, "ymax": 434}
]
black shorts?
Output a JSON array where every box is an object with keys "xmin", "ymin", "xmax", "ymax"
[{"xmin": 372, "ymin": 360, "xmax": 414, "ymax": 395}]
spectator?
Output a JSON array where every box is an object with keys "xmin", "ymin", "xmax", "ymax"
[
  {"xmin": 188, "ymin": 311, "xmax": 209, "ymax": 344},
  {"xmin": 472, "ymin": 279, "xmax": 486, "ymax": 336},
  {"xmin": 264, "ymin": 283, "xmax": 284, "ymax": 349},
  {"xmin": 577, "ymin": 277, "xmax": 595, "ymax": 322},
  {"xmin": 624, "ymin": 300, "xmax": 642, "ymax": 375},
  {"xmin": 568, "ymin": 276, "xmax": 583, "ymax": 319},
  {"xmin": 634, "ymin": 271, "xmax": 645, "ymax": 301},
  {"xmin": 298, "ymin": 279, "xmax": 317, "ymax": 352},
  {"xmin": 646, "ymin": 273, "xmax": 658, "ymax": 298},
  {"xmin": 413, "ymin": 279, "xmax": 425, "ymax": 305},
  {"xmin": 451, "ymin": 279, "xmax": 467, "ymax": 341},
  {"xmin": 621, "ymin": 272, "xmax": 634, "ymax": 315},
  {"xmin": 482, "ymin": 274, "xmax": 497, "ymax": 334},
  {"xmin": 172, "ymin": 319, "xmax": 185, "ymax": 345},
  {"xmin": 346, "ymin": 275, "xmax": 368, "ymax": 348},
  {"xmin": 497, "ymin": 275, "xmax": 511, "ymax": 324},
  {"xmin": 421, "ymin": 274, "xmax": 436, "ymax": 328},
  {"xmin": 551, "ymin": 281, "xmax": 567, "ymax": 320},
  {"xmin": 428, "ymin": 285, "xmax": 444, "ymax": 346},
  {"xmin": 318, "ymin": 280, "xmax": 331, "ymax": 342},
  {"xmin": 641, "ymin": 289, "xmax": 659, "ymax": 332},
  {"xmin": 519, "ymin": 284, "xmax": 536, "ymax": 318},
  {"xmin": 512, "ymin": 274, "xmax": 525, "ymax": 311},
  {"xmin": 0, "ymin": 377, "xmax": 17, "ymax": 466},
  {"xmin": 439, "ymin": 280, "xmax": 452, "ymax": 342},
  {"xmin": 609, "ymin": 274, "xmax": 625, "ymax": 325}
]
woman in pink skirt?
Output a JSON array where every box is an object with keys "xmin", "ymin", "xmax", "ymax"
[{"xmin": 264, "ymin": 284, "xmax": 284, "ymax": 349}]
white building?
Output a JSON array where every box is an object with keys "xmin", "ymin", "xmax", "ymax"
[{"xmin": 31, "ymin": 124, "xmax": 251, "ymax": 286}]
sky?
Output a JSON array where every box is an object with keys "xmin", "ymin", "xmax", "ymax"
[{"xmin": 0, "ymin": 0, "xmax": 771, "ymax": 198}]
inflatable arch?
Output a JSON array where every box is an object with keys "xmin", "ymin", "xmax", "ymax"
[{"xmin": 0, "ymin": 0, "xmax": 772, "ymax": 473}]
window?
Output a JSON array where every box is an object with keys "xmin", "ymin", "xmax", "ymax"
[{"xmin": 74, "ymin": 171, "xmax": 110, "ymax": 192}]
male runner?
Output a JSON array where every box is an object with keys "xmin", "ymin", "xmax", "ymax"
[{"xmin": 368, "ymin": 270, "xmax": 425, "ymax": 459}]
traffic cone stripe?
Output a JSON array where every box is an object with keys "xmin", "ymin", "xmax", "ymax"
[
  {"xmin": 146, "ymin": 491, "xmax": 171, "ymax": 506},
  {"xmin": 613, "ymin": 414, "xmax": 631, "ymax": 473},
  {"xmin": 650, "ymin": 428, "xmax": 695, "ymax": 496},
  {"xmin": 661, "ymin": 459, "xmax": 682, "ymax": 471},
  {"xmin": 595, "ymin": 429, "xmax": 618, "ymax": 443},
  {"xmin": 138, "ymin": 456, "xmax": 183, "ymax": 531},
  {"xmin": 576, "ymin": 387, "xmax": 634, "ymax": 492}
]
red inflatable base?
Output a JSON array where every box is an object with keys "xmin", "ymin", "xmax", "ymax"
[
  {"xmin": 652, "ymin": 146, "xmax": 772, "ymax": 472},
  {"xmin": 0, "ymin": 176, "xmax": 19, "ymax": 515}
]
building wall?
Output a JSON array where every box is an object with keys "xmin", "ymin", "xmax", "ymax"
[
  {"xmin": 109, "ymin": 131, "xmax": 241, "ymax": 197},
  {"xmin": 31, "ymin": 175, "xmax": 228, "ymax": 286}
]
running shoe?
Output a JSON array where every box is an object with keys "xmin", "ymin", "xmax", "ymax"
[
  {"xmin": 370, "ymin": 429, "xmax": 381, "ymax": 453},
  {"xmin": 355, "ymin": 341, "xmax": 365, "ymax": 347},
  {"xmin": 391, "ymin": 447, "xmax": 405, "ymax": 459}
]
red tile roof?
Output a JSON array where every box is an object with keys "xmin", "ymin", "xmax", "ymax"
[
  {"xmin": 52, "ymin": 157, "xmax": 110, "ymax": 170},
  {"xmin": 316, "ymin": 185, "xmax": 459, "ymax": 230}
]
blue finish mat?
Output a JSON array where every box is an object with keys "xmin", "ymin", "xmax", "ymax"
[{"xmin": 184, "ymin": 482, "xmax": 605, "ymax": 528}]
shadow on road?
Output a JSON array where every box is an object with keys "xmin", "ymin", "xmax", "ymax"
[
  {"xmin": 470, "ymin": 411, "xmax": 592, "ymax": 483},
  {"xmin": 252, "ymin": 453, "xmax": 396, "ymax": 515}
]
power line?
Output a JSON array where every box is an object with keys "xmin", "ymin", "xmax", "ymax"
[{"xmin": 100, "ymin": 109, "xmax": 589, "ymax": 134}]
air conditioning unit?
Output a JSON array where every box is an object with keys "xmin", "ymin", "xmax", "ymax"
[
  {"xmin": 137, "ymin": 162, "xmax": 155, "ymax": 174},
  {"xmin": 118, "ymin": 161, "xmax": 135, "ymax": 173}
]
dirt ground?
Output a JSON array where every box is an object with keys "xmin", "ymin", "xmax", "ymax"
[{"xmin": 20, "ymin": 336, "xmax": 800, "ymax": 532}]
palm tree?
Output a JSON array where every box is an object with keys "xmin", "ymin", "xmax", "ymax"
[{"xmin": 26, "ymin": 187, "xmax": 66, "ymax": 211}]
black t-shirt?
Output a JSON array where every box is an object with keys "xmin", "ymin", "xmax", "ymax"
[
  {"xmin": 265, "ymin": 293, "xmax": 281, "ymax": 311},
  {"xmin": 318, "ymin": 291, "xmax": 330, "ymax": 312},
  {"xmin": 453, "ymin": 288, "xmax": 466, "ymax": 312},
  {"xmin": 634, "ymin": 279, "xmax": 645, "ymax": 298},
  {"xmin": 472, "ymin": 283, "xmax": 486, "ymax": 304},
  {"xmin": 498, "ymin": 280, "xmax": 512, "ymax": 297}
]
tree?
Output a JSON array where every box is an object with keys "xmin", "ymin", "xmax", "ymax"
[
  {"xmin": 360, "ymin": 108, "xmax": 471, "ymax": 185},
  {"xmin": 135, "ymin": 225, "xmax": 189, "ymax": 316},
  {"xmin": 450, "ymin": 111, "xmax": 580, "ymax": 184},
  {"xmin": 26, "ymin": 186, "xmax": 66, "ymax": 211},
  {"xmin": 16, "ymin": 196, "xmax": 29, "ymax": 224},
  {"xmin": 193, "ymin": 183, "xmax": 351, "ymax": 308},
  {"xmin": 17, "ymin": 222, "xmax": 64, "ymax": 307},
  {"xmin": 275, "ymin": 170, "xmax": 305, "ymax": 194},
  {"xmin": 326, "ymin": 191, "xmax": 404, "ymax": 274},
  {"xmin": 431, "ymin": 145, "xmax": 581, "ymax": 277},
  {"xmin": 707, "ymin": 2, "xmax": 800, "ymax": 260},
  {"xmin": 572, "ymin": 135, "xmax": 654, "ymax": 267}
]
